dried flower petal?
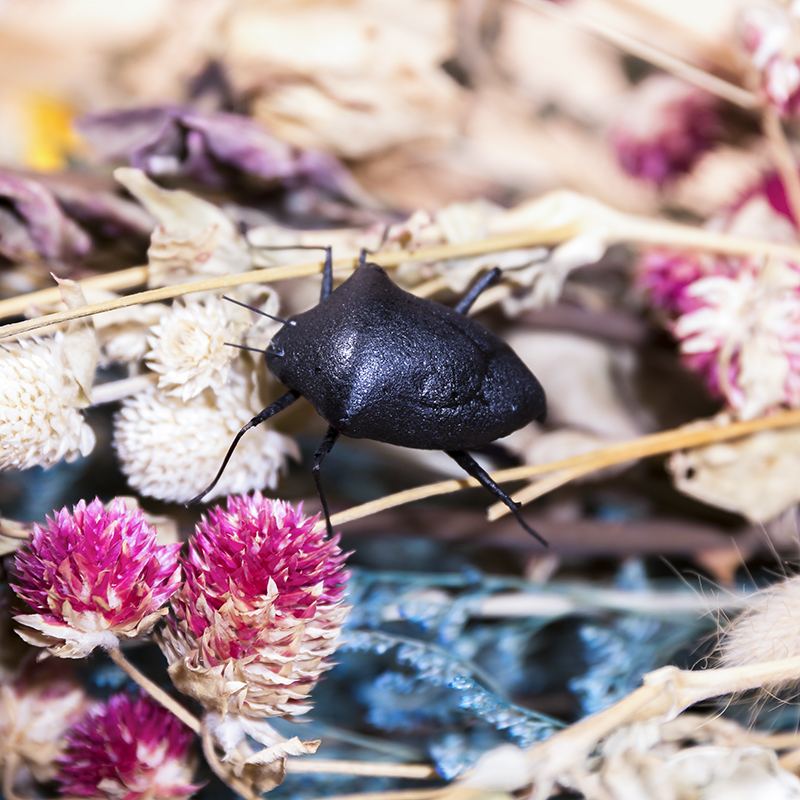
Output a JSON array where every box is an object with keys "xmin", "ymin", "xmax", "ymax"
[
  {"xmin": 611, "ymin": 74, "xmax": 722, "ymax": 187},
  {"xmin": 0, "ymin": 171, "xmax": 91, "ymax": 264},
  {"xmin": 0, "ymin": 334, "xmax": 95, "ymax": 471},
  {"xmin": 55, "ymin": 691, "xmax": 199, "ymax": 800},
  {"xmin": 146, "ymin": 298, "xmax": 235, "ymax": 401},
  {"xmin": 114, "ymin": 375, "xmax": 298, "ymax": 503},
  {"xmin": 158, "ymin": 493, "xmax": 349, "ymax": 720},
  {"xmin": 0, "ymin": 661, "xmax": 91, "ymax": 786},
  {"xmin": 12, "ymin": 497, "xmax": 181, "ymax": 658},
  {"xmin": 79, "ymin": 106, "xmax": 356, "ymax": 200}
]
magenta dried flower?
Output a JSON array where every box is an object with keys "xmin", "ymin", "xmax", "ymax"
[
  {"xmin": 640, "ymin": 172, "xmax": 800, "ymax": 418},
  {"xmin": 12, "ymin": 498, "xmax": 182, "ymax": 658},
  {"xmin": 55, "ymin": 690, "xmax": 199, "ymax": 800},
  {"xmin": 610, "ymin": 74, "xmax": 722, "ymax": 187},
  {"xmin": 158, "ymin": 493, "xmax": 349, "ymax": 721}
]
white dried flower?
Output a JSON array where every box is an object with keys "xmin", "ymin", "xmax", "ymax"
[
  {"xmin": 146, "ymin": 298, "xmax": 235, "ymax": 401},
  {"xmin": 0, "ymin": 335, "xmax": 95, "ymax": 471},
  {"xmin": 114, "ymin": 374, "xmax": 298, "ymax": 503}
]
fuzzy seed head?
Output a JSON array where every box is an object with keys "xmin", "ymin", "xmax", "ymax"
[
  {"xmin": 55, "ymin": 691, "xmax": 200, "ymax": 800},
  {"xmin": 0, "ymin": 335, "xmax": 95, "ymax": 471},
  {"xmin": 158, "ymin": 493, "xmax": 349, "ymax": 718},
  {"xmin": 12, "ymin": 498, "xmax": 182, "ymax": 658}
]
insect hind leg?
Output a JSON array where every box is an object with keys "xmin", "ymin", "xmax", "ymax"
[
  {"xmin": 445, "ymin": 449, "xmax": 548, "ymax": 546},
  {"xmin": 312, "ymin": 426, "xmax": 341, "ymax": 536}
]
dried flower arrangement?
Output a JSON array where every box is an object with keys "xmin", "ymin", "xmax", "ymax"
[{"xmin": 8, "ymin": 1, "xmax": 800, "ymax": 799}]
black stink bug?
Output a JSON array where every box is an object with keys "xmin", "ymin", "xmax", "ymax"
[{"xmin": 190, "ymin": 249, "xmax": 548, "ymax": 544}]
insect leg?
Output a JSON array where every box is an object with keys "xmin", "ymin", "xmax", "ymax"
[
  {"xmin": 454, "ymin": 267, "xmax": 502, "ymax": 315},
  {"xmin": 186, "ymin": 389, "xmax": 301, "ymax": 506},
  {"xmin": 445, "ymin": 449, "xmax": 548, "ymax": 546},
  {"xmin": 320, "ymin": 246, "xmax": 334, "ymax": 301},
  {"xmin": 312, "ymin": 426, "xmax": 341, "ymax": 537}
]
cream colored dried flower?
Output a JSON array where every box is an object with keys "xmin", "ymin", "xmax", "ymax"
[
  {"xmin": 146, "ymin": 298, "xmax": 235, "ymax": 401},
  {"xmin": 114, "ymin": 374, "xmax": 297, "ymax": 503},
  {"xmin": 0, "ymin": 335, "xmax": 95, "ymax": 471}
]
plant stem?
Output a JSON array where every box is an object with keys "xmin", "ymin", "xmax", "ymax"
[{"xmin": 106, "ymin": 645, "xmax": 201, "ymax": 734}]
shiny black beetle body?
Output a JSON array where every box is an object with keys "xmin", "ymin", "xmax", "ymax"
[
  {"xmin": 267, "ymin": 262, "xmax": 545, "ymax": 450},
  {"xmin": 192, "ymin": 250, "xmax": 547, "ymax": 543}
]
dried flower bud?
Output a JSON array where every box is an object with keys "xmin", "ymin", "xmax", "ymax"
[
  {"xmin": 55, "ymin": 691, "xmax": 200, "ymax": 800},
  {"xmin": 1, "ymin": 661, "xmax": 91, "ymax": 787},
  {"xmin": 114, "ymin": 375, "xmax": 298, "ymax": 504},
  {"xmin": 12, "ymin": 498, "xmax": 181, "ymax": 658},
  {"xmin": 158, "ymin": 493, "xmax": 349, "ymax": 721},
  {"xmin": 0, "ymin": 335, "xmax": 95, "ymax": 471},
  {"xmin": 146, "ymin": 298, "xmax": 235, "ymax": 401},
  {"xmin": 611, "ymin": 74, "xmax": 722, "ymax": 186}
]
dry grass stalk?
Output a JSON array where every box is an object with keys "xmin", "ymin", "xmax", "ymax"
[{"xmin": 325, "ymin": 409, "xmax": 800, "ymax": 531}]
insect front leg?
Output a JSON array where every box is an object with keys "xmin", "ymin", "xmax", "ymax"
[
  {"xmin": 445, "ymin": 449, "xmax": 548, "ymax": 546},
  {"xmin": 187, "ymin": 389, "xmax": 301, "ymax": 505},
  {"xmin": 454, "ymin": 267, "xmax": 502, "ymax": 315},
  {"xmin": 312, "ymin": 426, "xmax": 341, "ymax": 537}
]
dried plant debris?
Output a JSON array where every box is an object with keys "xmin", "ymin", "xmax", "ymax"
[{"xmin": 10, "ymin": 1, "xmax": 800, "ymax": 798}]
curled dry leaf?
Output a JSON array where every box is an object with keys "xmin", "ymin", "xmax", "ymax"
[{"xmin": 669, "ymin": 426, "xmax": 800, "ymax": 523}]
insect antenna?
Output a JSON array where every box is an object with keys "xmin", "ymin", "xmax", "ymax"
[
  {"xmin": 186, "ymin": 389, "xmax": 301, "ymax": 506},
  {"xmin": 221, "ymin": 295, "xmax": 294, "ymax": 326},
  {"xmin": 224, "ymin": 342, "xmax": 267, "ymax": 355}
]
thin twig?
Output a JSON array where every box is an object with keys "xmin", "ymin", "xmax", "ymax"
[
  {"xmin": 285, "ymin": 759, "xmax": 437, "ymax": 779},
  {"xmin": 443, "ymin": 655, "xmax": 800, "ymax": 797},
  {"xmin": 0, "ymin": 226, "xmax": 578, "ymax": 341},
  {"xmin": 517, "ymin": 0, "xmax": 758, "ymax": 109},
  {"xmin": 763, "ymin": 106, "xmax": 800, "ymax": 234},
  {"xmin": 319, "ymin": 410, "xmax": 800, "ymax": 532},
  {"xmin": 0, "ymin": 266, "xmax": 150, "ymax": 322},
  {"xmin": 106, "ymin": 646, "xmax": 201, "ymax": 734},
  {"xmin": 90, "ymin": 374, "xmax": 158, "ymax": 405},
  {"xmin": 6, "ymin": 213, "xmax": 800, "ymax": 341}
]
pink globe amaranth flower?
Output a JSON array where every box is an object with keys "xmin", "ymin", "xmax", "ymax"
[
  {"xmin": 55, "ymin": 690, "xmax": 200, "ymax": 800},
  {"xmin": 158, "ymin": 493, "xmax": 349, "ymax": 720},
  {"xmin": 611, "ymin": 73, "xmax": 722, "ymax": 187},
  {"xmin": 639, "ymin": 172, "xmax": 800, "ymax": 418},
  {"xmin": 12, "ymin": 498, "xmax": 182, "ymax": 658}
]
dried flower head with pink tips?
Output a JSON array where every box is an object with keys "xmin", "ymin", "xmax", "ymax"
[
  {"xmin": 158, "ymin": 493, "xmax": 349, "ymax": 721},
  {"xmin": 640, "ymin": 172, "xmax": 800, "ymax": 419},
  {"xmin": 738, "ymin": 3, "xmax": 800, "ymax": 117},
  {"xmin": 12, "ymin": 498, "xmax": 182, "ymax": 658},
  {"xmin": 610, "ymin": 73, "xmax": 722, "ymax": 187},
  {"xmin": 55, "ymin": 690, "xmax": 200, "ymax": 800}
]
